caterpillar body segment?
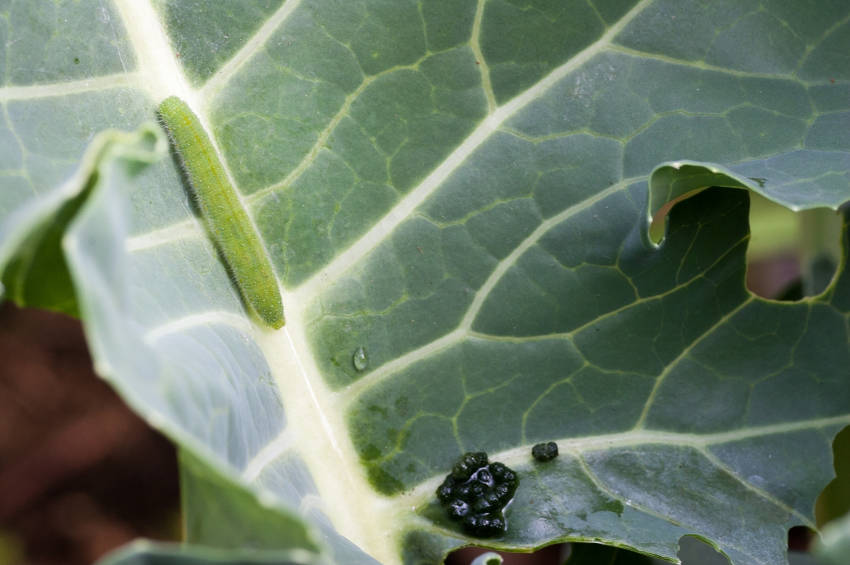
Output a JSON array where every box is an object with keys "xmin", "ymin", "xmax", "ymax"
[{"xmin": 157, "ymin": 96, "xmax": 284, "ymax": 329}]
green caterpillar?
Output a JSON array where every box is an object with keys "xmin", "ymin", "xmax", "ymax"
[{"xmin": 157, "ymin": 96, "xmax": 284, "ymax": 329}]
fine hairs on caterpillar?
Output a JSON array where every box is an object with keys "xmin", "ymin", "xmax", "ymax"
[{"xmin": 157, "ymin": 96, "xmax": 284, "ymax": 329}]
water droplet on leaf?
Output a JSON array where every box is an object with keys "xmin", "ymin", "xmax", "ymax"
[{"xmin": 352, "ymin": 346, "xmax": 369, "ymax": 371}]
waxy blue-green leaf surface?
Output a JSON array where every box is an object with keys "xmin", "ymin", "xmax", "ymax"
[{"xmin": 1, "ymin": 1, "xmax": 849, "ymax": 564}]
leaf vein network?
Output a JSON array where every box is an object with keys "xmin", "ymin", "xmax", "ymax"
[{"xmin": 291, "ymin": 0, "xmax": 656, "ymax": 302}]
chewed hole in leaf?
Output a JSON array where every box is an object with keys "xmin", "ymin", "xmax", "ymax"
[
  {"xmin": 677, "ymin": 535, "xmax": 730, "ymax": 565},
  {"xmin": 746, "ymin": 193, "xmax": 841, "ymax": 301},
  {"xmin": 648, "ymin": 188, "xmax": 706, "ymax": 245},
  {"xmin": 651, "ymin": 188, "xmax": 842, "ymax": 301},
  {"xmin": 788, "ymin": 525, "xmax": 816, "ymax": 553}
]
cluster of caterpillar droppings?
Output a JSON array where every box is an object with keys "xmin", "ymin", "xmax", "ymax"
[
  {"xmin": 531, "ymin": 442, "xmax": 558, "ymax": 462},
  {"xmin": 157, "ymin": 96, "xmax": 284, "ymax": 329},
  {"xmin": 436, "ymin": 452, "xmax": 518, "ymax": 537}
]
